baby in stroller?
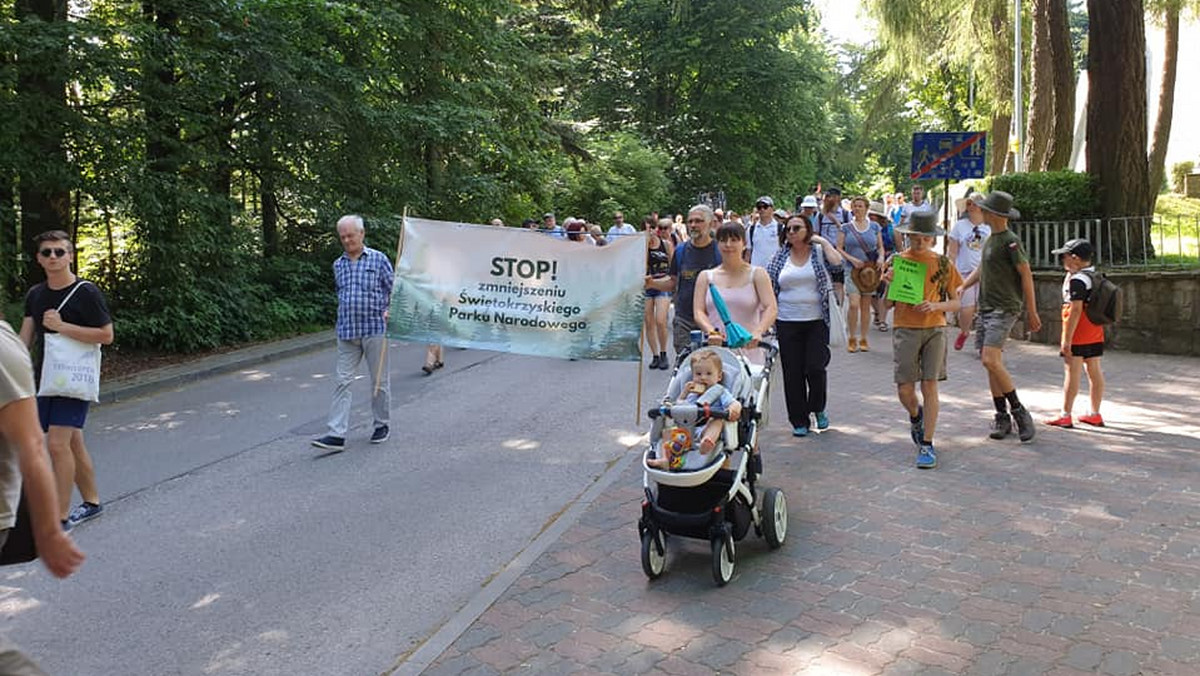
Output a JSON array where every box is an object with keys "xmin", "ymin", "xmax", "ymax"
[{"xmin": 647, "ymin": 349, "xmax": 743, "ymax": 470}]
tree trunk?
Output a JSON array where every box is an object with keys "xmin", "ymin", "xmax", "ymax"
[
  {"xmin": 1086, "ymin": 0, "xmax": 1152, "ymax": 260},
  {"xmin": 988, "ymin": 1, "xmax": 1014, "ymax": 175},
  {"xmin": 1024, "ymin": 0, "xmax": 1055, "ymax": 171},
  {"xmin": 140, "ymin": 1, "xmax": 183, "ymax": 288},
  {"xmin": 1147, "ymin": 6, "xmax": 1179, "ymax": 210},
  {"xmin": 15, "ymin": 0, "xmax": 71, "ymax": 287},
  {"xmin": 1045, "ymin": 0, "xmax": 1075, "ymax": 170},
  {"xmin": 0, "ymin": 172, "xmax": 18, "ymax": 303}
]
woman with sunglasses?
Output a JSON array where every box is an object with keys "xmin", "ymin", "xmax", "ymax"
[
  {"xmin": 766, "ymin": 215, "xmax": 843, "ymax": 437},
  {"xmin": 692, "ymin": 221, "xmax": 777, "ymax": 367},
  {"xmin": 644, "ymin": 218, "xmax": 676, "ymax": 369}
]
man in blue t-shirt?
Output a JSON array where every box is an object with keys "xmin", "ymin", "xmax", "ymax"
[{"xmin": 645, "ymin": 204, "xmax": 722, "ymax": 358}]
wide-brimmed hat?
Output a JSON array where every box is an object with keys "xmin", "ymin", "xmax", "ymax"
[
  {"xmin": 977, "ymin": 191, "xmax": 1021, "ymax": 220},
  {"xmin": 851, "ymin": 265, "xmax": 880, "ymax": 293},
  {"xmin": 868, "ymin": 201, "xmax": 887, "ymax": 218},
  {"xmin": 897, "ymin": 209, "xmax": 945, "ymax": 236},
  {"xmin": 799, "ymin": 195, "xmax": 819, "ymax": 209}
]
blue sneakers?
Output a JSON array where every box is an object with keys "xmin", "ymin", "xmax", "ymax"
[
  {"xmin": 910, "ymin": 406, "xmax": 924, "ymax": 446},
  {"xmin": 311, "ymin": 435, "xmax": 345, "ymax": 451},
  {"xmin": 815, "ymin": 411, "xmax": 830, "ymax": 430},
  {"xmin": 916, "ymin": 444, "xmax": 938, "ymax": 469},
  {"xmin": 792, "ymin": 425, "xmax": 810, "ymax": 437},
  {"xmin": 67, "ymin": 502, "xmax": 103, "ymax": 525}
]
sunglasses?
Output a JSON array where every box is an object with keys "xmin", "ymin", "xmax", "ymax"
[
  {"xmin": 755, "ymin": 204, "xmax": 771, "ymax": 210},
  {"xmin": 786, "ymin": 225, "xmax": 807, "ymax": 233},
  {"xmin": 39, "ymin": 248, "xmax": 68, "ymax": 258}
]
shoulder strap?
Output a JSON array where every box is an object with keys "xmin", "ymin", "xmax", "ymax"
[{"xmin": 55, "ymin": 281, "xmax": 88, "ymax": 312}]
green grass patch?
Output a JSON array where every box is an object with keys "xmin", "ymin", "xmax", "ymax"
[{"xmin": 1153, "ymin": 194, "xmax": 1200, "ymax": 263}]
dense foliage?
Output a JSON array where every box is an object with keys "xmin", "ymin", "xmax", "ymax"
[{"xmin": 988, "ymin": 170, "xmax": 1099, "ymax": 221}]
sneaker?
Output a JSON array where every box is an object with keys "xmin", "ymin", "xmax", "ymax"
[
  {"xmin": 792, "ymin": 425, "xmax": 809, "ymax": 437},
  {"xmin": 1079, "ymin": 413, "xmax": 1105, "ymax": 427},
  {"xmin": 370, "ymin": 425, "xmax": 390, "ymax": 444},
  {"xmin": 67, "ymin": 502, "xmax": 103, "ymax": 525},
  {"xmin": 1044, "ymin": 414, "xmax": 1074, "ymax": 428},
  {"xmin": 1012, "ymin": 406, "xmax": 1036, "ymax": 442},
  {"xmin": 648, "ymin": 354, "xmax": 661, "ymax": 370},
  {"xmin": 311, "ymin": 435, "xmax": 345, "ymax": 451},
  {"xmin": 910, "ymin": 406, "xmax": 924, "ymax": 446},
  {"xmin": 954, "ymin": 332, "xmax": 969, "ymax": 351},
  {"xmin": 916, "ymin": 444, "xmax": 938, "ymax": 469},
  {"xmin": 815, "ymin": 411, "xmax": 830, "ymax": 430},
  {"xmin": 989, "ymin": 413, "xmax": 1013, "ymax": 440},
  {"xmin": 61, "ymin": 519, "xmax": 72, "ymax": 533}
]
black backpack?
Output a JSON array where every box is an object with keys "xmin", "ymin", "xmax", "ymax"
[{"xmin": 1083, "ymin": 271, "xmax": 1122, "ymax": 326}]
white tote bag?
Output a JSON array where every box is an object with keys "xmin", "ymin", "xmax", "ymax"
[
  {"xmin": 38, "ymin": 283, "xmax": 102, "ymax": 402},
  {"xmin": 827, "ymin": 295, "xmax": 849, "ymax": 349}
]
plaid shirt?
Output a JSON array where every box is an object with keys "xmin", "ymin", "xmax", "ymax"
[
  {"xmin": 766, "ymin": 242, "xmax": 834, "ymax": 327},
  {"xmin": 334, "ymin": 246, "xmax": 393, "ymax": 340}
]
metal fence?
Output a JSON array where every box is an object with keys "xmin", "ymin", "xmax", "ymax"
[{"xmin": 1014, "ymin": 215, "xmax": 1200, "ymax": 269}]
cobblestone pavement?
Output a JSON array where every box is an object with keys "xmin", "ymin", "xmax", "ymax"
[{"xmin": 423, "ymin": 339, "xmax": 1200, "ymax": 675}]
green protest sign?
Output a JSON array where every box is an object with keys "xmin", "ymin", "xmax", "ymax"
[{"xmin": 887, "ymin": 257, "xmax": 926, "ymax": 305}]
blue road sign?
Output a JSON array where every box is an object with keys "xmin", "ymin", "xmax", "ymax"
[{"xmin": 910, "ymin": 132, "xmax": 987, "ymax": 180}]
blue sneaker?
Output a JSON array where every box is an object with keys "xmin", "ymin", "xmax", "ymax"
[
  {"xmin": 910, "ymin": 406, "xmax": 924, "ymax": 446},
  {"xmin": 311, "ymin": 435, "xmax": 345, "ymax": 451},
  {"xmin": 67, "ymin": 501, "xmax": 103, "ymax": 525},
  {"xmin": 792, "ymin": 425, "xmax": 810, "ymax": 437},
  {"xmin": 916, "ymin": 443, "xmax": 938, "ymax": 469},
  {"xmin": 815, "ymin": 411, "xmax": 830, "ymax": 430}
]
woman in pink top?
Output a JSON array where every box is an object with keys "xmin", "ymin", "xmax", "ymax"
[{"xmin": 693, "ymin": 221, "xmax": 778, "ymax": 366}]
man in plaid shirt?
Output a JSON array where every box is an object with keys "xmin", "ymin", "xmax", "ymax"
[{"xmin": 312, "ymin": 215, "xmax": 394, "ymax": 451}]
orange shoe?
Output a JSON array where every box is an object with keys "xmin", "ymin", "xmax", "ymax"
[
  {"xmin": 1078, "ymin": 413, "xmax": 1105, "ymax": 427},
  {"xmin": 1044, "ymin": 414, "xmax": 1074, "ymax": 428},
  {"xmin": 859, "ymin": 337, "xmax": 869, "ymax": 352},
  {"xmin": 847, "ymin": 337, "xmax": 858, "ymax": 353}
]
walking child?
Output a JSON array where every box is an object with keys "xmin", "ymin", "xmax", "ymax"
[
  {"xmin": 1044, "ymin": 238, "xmax": 1106, "ymax": 428},
  {"xmin": 884, "ymin": 211, "xmax": 962, "ymax": 469}
]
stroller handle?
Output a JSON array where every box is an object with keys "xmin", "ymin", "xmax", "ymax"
[{"xmin": 647, "ymin": 402, "xmax": 731, "ymax": 421}]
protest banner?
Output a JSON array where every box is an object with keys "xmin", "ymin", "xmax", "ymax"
[
  {"xmin": 887, "ymin": 257, "xmax": 927, "ymax": 305},
  {"xmin": 388, "ymin": 217, "xmax": 645, "ymax": 361}
]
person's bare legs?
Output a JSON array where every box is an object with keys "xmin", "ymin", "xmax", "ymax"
[
  {"xmin": 643, "ymin": 299, "xmax": 660, "ymax": 358},
  {"xmin": 897, "ymin": 382, "xmax": 919, "ymax": 419},
  {"xmin": 846, "ymin": 293, "xmax": 862, "ymax": 342},
  {"xmin": 69, "ymin": 429, "xmax": 99, "ymax": 505},
  {"xmin": 981, "ymin": 346, "xmax": 1015, "ymax": 397},
  {"xmin": 654, "ymin": 297, "xmax": 670, "ymax": 359},
  {"xmin": 46, "ymin": 426, "xmax": 75, "ymax": 520},
  {"xmin": 856, "ymin": 294, "xmax": 871, "ymax": 344},
  {"xmin": 957, "ymin": 304, "xmax": 977, "ymax": 341},
  {"xmin": 920, "ymin": 380, "xmax": 939, "ymax": 441},
  {"xmin": 1083, "ymin": 357, "xmax": 1105, "ymax": 414},
  {"xmin": 1060, "ymin": 355, "xmax": 1083, "ymax": 416},
  {"xmin": 698, "ymin": 418, "xmax": 723, "ymax": 453}
]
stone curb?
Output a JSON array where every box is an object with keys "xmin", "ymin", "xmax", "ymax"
[{"xmin": 98, "ymin": 330, "xmax": 334, "ymax": 404}]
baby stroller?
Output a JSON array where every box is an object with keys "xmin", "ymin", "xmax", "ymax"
[{"xmin": 637, "ymin": 341, "xmax": 787, "ymax": 586}]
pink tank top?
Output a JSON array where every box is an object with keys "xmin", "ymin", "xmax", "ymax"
[{"xmin": 704, "ymin": 278, "xmax": 764, "ymax": 366}]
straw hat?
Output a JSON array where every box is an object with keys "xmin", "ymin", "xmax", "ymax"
[{"xmin": 851, "ymin": 265, "xmax": 880, "ymax": 293}]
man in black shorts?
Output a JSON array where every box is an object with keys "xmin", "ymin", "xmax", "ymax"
[{"xmin": 20, "ymin": 231, "xmax": 113, "ymax": 529}]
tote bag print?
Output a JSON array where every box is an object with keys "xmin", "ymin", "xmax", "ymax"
[{"xmin": 38, "ymin": 283, "xmax": 102, "ymax": 402}]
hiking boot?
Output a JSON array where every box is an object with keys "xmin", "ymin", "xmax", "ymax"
[
  {"xmin": 1078, "ymin": 413, "xmax": 1105, "ymax": 427},
  {"xmin": 657, "ymin": 353, "xmax": 670, "ymax": 370},
  {"xmin": 648, "ymin": 354, "xmax": 661, "ymax": 370},
  {"xmin": 1044, "ymin": 414, "xmax": 1074, "ymax": 429},
  {"xmin": 67, "ymin": 502, "xmax": 103, "ymax": 525},
  {"xmin": 916, "ymin": 444, "xmax": 938, "ymax": 469},
  {"xmin": 1012, "ymin": 406, "xmax": 1036, "ymax": 442},
  {"xmin": 814, "ymin": 411, "xmax": 830, "ymax": 431},
  {"xmin": 910, "ymin": 406, "xmax": 924, "ymax": 446},
  {"xmin": 312, "ymin": 435, "xmax": 345, "ymax": 451},
  {"xmin": 370, "ymin": 425, "xmax": 390, "ymax": 444},
  {"xmin": 989, "ymin": 413, "xmax": 1013, "ymax": 440}
]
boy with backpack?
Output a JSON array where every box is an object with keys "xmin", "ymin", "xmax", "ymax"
[{"xmin": 1044, "ymin": 238, "xmax": 1107, "ymax": 428}]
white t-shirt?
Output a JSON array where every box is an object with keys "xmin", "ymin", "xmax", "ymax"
[
  {"xmin": 948, "ymin": 218, "xmax": 991, "ymax": 274},
  {"xmin": 900, "ymin": 202, "xmax": 932, "ymax": 228},
  {"xmin": 748, "ymin": 221, "xmax": 780, "ymax": 268},
  {"xmin": 607, "ymin": 223, "xmax": 636, "ymax": 238},
  {"xmin": 776, "ymin": 256, "xmax": 822, "ymax": 322}
]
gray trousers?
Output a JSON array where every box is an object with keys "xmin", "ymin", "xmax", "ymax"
[{"xmin": 326, "ymin": 335, "xmax": 390, "ymax": 437}]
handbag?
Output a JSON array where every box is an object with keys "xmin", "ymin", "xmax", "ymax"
[
  {"xmin": 708, "ymin": 284, "xmax": 755, "ymax": 349},
  {"xmin": 38, "ymin": 282, "xmax": 102, "ymax": 402},
  {"xmin": 0, "ymin": 491, "xmax": 38, "ymax": 565},
  {"xmin": 827, "ymin": 294, "xmax": 849, "ymax": 348}
]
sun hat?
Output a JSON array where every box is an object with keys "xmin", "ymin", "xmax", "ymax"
[
  {"xmin": 976, "ymin": 191, "xmax": 1021, "ymax": 220},
  {"xmin": 851, "ymin": 265, "xmax": 881, "ymax": 293},
  {"xmin": 896, "ymin": 209, "xmax": 945, "ymax": 236},
  {"xmin": 868, "ymin": 201, "xmax": 887, "ymax": 218},
  {"xmin": 800, "ymin": 195, "xmax": 819, "ymax": 209},
  {"xmin": 1051, "ymin": 238, "xmax": 1094, "ymax": 260}
]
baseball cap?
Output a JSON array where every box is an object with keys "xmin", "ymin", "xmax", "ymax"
[
  {"xmin": 755, "ymin": 196, "xmax": 774, "ymax": 208},
  {"xmin": 1051, "ymin": 238, "xmax": 1094, "ymax": 260},
  {"xmin": 824, "ymin": 186, "xmax": 842, "ymax": 196}
]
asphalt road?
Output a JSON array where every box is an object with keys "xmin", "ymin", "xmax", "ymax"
[{"xmin": 1, "ymin": 341, "xmax": 659, "ymax": 676}]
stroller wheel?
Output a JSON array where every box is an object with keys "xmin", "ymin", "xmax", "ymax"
[
  {"xmin": 711, "ymin": 534, "xmax": 735, "ymax": 586},
  {"xmin": 762, "ymin": 487, "xmax": 788, "ymax": 549},
  {"xmin": 641, "ymin": 531, "xmax": 666, "ymax": 579}
]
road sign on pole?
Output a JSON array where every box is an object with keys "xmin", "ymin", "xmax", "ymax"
[{"xmin": 910, "ymin": 132, "xmax": 988, "ymax": 181}]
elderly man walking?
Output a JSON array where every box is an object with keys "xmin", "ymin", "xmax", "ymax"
[
  {"xmin": 645, "ymin": 204, "xmax": 721, "ymax": 359},
  {"xmin": 312, "ymin": 215, "xmax": 393, "ymax": 451}
]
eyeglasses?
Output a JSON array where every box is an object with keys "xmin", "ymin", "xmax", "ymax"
[
  {"xmin": 686, "ymin": 218, "xmax": 706, "ymax": 224},
  {"xmin": 39, "ymin": 248, "xmax": 68, "ymax": 258}
]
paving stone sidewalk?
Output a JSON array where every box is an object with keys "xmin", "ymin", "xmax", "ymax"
[{"xmin": 421, "ymin": 338, "xmax": 1200, "ymax": 676}]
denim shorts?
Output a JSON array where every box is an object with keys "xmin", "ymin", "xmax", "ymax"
[
  {"xmin": 645, "ymin": 289, "xmax": 672, "ymax": 299},
  {"xmin": 977, "ymin": 310, "xmax": 1019, "ymax": 350},
  {"xmin": 37, "ymin": 396, "xmax": 90, "ymax": 431}
]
